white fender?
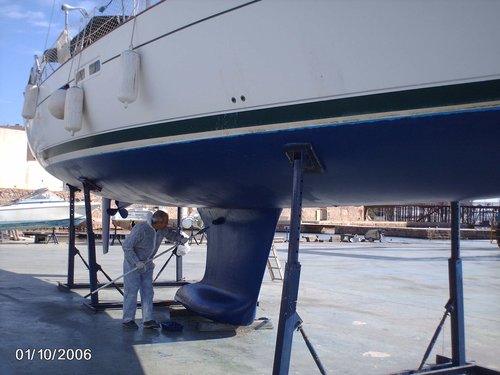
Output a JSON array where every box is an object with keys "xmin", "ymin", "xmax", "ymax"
[
  {"xmin": 22, "ymin": 84, "xmax": 39, "ymax": 120},
  {"xmin": 117, "ymin": 49, "xmax": 140, "ymax": 107},
  {"xmin": 48, "ymin": 89, "xmax": 67, "ymax": 120},
  {"xmin": 64, "ymin": 86, "xmax": 84, "ymax": 135}
]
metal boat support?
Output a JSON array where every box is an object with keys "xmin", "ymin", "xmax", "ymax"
[
  {"xmin": 176, "ymin": 207, "xmax": 183, "ymax": 282},
  {"xmin": 83, "ymin": 179, "xmax": 101, "ymax": 307},
  {"xmin": 400, "ymin": 201, "xmax": 500, "ymax": 375},
  {"xmin": 65, "ymin": 184, "xmax": 77, "ymax": 288},
  {"xmin": 449, "ymin": 201, "xmax": 466, "ymax": 367},
  {"xmin": 58, "ymin": 184, "xmax": 121, "ymax": 297},
  {"xmin": 413, "ymin": 201, "xmax": 468, "ymax": 373},
  {"xmin": 59, "ymin": 182, "xmax": 186, "ymax": 310},
  {"xmin": 273, "ymin": 143, "xmax": 326, "ymax": 375}
]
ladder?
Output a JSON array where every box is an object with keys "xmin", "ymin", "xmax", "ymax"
[{"xmin": 267, "ymin": 243, "xmax": 284, "ymax": 281}]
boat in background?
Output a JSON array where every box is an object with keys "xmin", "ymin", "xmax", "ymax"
[
  {"xmin": 0, "ymin": 189, "xmax": 87, "ymax": 230},
  {"xmin": 111, "ymin": 205, "xmax": 154, "ymax": 230}
]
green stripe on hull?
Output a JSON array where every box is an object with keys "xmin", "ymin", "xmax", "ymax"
[{"xmin": 42, "ymin": 79, "xmax": 500, "ymax": 160}]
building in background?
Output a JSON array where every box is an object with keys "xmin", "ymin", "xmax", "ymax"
[{"xmin": 0, "ymin": 125, "xmax": 63, "ymax": 191}]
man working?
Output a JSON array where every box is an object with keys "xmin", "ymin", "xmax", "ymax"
[{"xmin": 122, "ymin": 210, "xmax": 188, "ymax": 329}]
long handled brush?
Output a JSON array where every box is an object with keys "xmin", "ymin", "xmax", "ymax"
[{"xmin": 83, "ymin": 243, "xmax": 178, "ymax": 298}]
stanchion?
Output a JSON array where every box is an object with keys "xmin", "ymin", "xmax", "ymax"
[{"xmin": 273, "ymin": 143, "xmax": 326, "ymax": 375}]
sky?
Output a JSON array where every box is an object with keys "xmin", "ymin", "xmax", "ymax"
[{"xmin": 0, "ymin": 0, "xmax": 98, "ymax": 126}]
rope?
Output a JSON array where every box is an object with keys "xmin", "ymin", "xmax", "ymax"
[
  {"xmin": 129, "ymin": 13, "xmax": 138, "ymax": 49},
  {"xmin": 43, "ymin": 0, "xmax": 57, "ymax": 56}
]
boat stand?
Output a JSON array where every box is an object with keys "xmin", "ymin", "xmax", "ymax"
[
  {"xmin": 58, "ymin": 185, "xmax": 102, "ymax": 290},
  {"xmin": 176, "ymin": 207, "xmax": 183, "ymax": 282},
  {"xmin": 58, "ymin": 182, "xmax": 186, "ymax": 311},
  {"xmin": 396, "ymin": 201, "xmax": 499, "ymax": 375},
  {"xmin": 46, "ymin": 228, "xmax": 59, "ymax": 244},
  {"xmin": 188, "ymin": 227, "xmax": 207, "ymax": 245},
  {"xmin": 273, "ymin": 143, "xmax": 326, "ymax": 375},
  {"xmin": 110, "ymin": 225, "xmax": 122, "ymax": 245},
  {"xmin": 57, "ymin": 182, "xmax": 125, "ymax": 309},
  {"xmin": 273, "ymin": 152, "xmax": 499, "ymax": 374}
]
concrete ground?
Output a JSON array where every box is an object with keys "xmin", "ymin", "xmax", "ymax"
[{"xmin": 0, "ymin": 236, "xmax": 499, "ymax": 374}]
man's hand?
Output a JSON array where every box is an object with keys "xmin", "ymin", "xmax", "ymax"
[{"xmin": 136, "ymin": 261, "xmax": 145, "ymax": 269}]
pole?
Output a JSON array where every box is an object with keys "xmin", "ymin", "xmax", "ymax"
[
  {"xmin": 273, "ymin": 143, "xmax": 325, "ymax": 374},
  {"xmin": 418, "ymin": 299, "xmax": 453, "ymax": 370},
  {"xmin": 298, "ymin": 323, "xmax": 327, "ymax": 375},
  {"xmin": 449, "ymin": 201, "xmax": 466, "ymax": 366},
  {"xmin": 66, "ymin": 185, "xmax": 78, "ymax": 288},
  {"xmin": 273, "ymin": 151, "xmax": 304, "ymax": 375},
  {"xmin": 83, "ymin": 182, "xmax": 99, "ymax": 306},
  {"xmin": 176, "ymin": 207, "xmax": 183, "ymax": 281}
]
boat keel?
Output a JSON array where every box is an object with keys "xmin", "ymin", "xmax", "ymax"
[{"xmin": 175, "ymin": 207, "xmax": 282, "ymax": 326}]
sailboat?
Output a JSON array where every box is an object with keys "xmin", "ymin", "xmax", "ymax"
[{"xmin": 22, "ymin": 0, "xmax": 500, "ymax": 328}]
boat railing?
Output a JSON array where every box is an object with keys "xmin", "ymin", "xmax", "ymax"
[{"xmin": 36, "ymin": 0, "xmax": 162, "ymax": 84}]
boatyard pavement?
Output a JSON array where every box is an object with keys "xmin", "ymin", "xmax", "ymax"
[{"xmin": 1, "ymin": 237, "xmax": 499, "ymax": 374}]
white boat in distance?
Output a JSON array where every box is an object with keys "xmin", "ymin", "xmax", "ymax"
[
  {"xmin": 22, "ymin": 0, "xmax": 500, "ymax": 327},
  {"xmin": 111, "ymin": 205, "xmax": 153, "ymax": 230},
  {"xmin": 0, "ymin": 189, "xmax": 87, "ymax": 230}
]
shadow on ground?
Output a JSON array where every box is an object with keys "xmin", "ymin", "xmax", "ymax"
[{"xmin": 0, "ymin": 269, "xmax": 235, "ymax": 375}]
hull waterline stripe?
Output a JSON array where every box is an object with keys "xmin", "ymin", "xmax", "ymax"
[{"xmin": 41, "ymin": 78, "xmax": 500, "ymax": 160}]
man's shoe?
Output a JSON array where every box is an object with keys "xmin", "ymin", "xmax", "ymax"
[
  {"xmin": 122, "ymin": 320, "xmax": 139, "ymax": 329},
  {"xmin": 143, "ymin": 320, "xmax": 160, "ymax": 329}
]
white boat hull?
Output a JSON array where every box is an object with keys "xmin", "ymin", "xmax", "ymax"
[
  {"xmin": 0, "ymin": 201, "xmax": 87, "ymax": 229},
  {"xmin": 25, "ymin": 0, "xmax": 500, "ymax": 207},
  {"xmin": 22, "ymin": 0, "xmax": 500, "ymax": 330}
]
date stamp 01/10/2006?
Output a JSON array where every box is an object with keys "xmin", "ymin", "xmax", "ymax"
[{"xmin": 15, "ymin": 348, "xmax": 92, "ymax": 361}]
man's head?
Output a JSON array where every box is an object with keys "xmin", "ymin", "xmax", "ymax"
[{"xmin": 151, "ymin": 210, "xmax": 169, "ymax": 230}]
